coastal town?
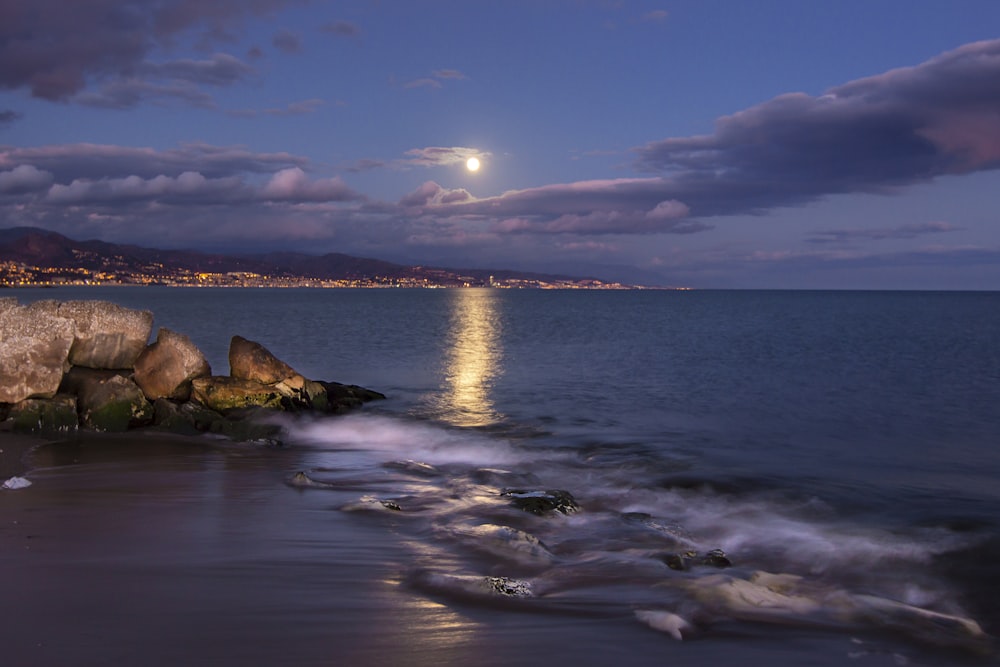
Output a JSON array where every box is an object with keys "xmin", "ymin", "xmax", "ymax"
[{"xmin": 0, "ymin": 258, "xmax": 634, "ymax": 290}]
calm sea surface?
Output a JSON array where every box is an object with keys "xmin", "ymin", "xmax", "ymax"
[{"xmin": 2, "ymin": 287, "xmax": 999, "ymax": 666}]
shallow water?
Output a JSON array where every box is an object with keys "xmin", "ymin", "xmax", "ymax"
[{"xmin": 2, "ymin": 287, "xmax": 999, "ymax": 665}]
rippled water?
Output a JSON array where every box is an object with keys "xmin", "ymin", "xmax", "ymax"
[{"xmin": 3, "ymin": 287, "xmax": 999, "ymax": 666}]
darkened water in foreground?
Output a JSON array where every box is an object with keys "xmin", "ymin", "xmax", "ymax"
[{"xmin": 3, "ymin": 288, "xmax": 999, "ymax": 666}]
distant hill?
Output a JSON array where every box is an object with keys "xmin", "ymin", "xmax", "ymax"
[{"xmin": 0, "ymin": 227, "xmax": 597, "ymax": 286}]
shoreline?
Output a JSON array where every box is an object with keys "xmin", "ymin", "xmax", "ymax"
[{"xmin": 0, "ymin": 427, "xmax": 51, "ymax": 480}]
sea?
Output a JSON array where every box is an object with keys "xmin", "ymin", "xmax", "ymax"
[{"xmin": 2, "ymin": 287, "xmax": 998, "ymax": 666}]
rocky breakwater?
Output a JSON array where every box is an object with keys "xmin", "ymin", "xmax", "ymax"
[{"xmin": 0, "ymin": 297, "xmax": 383, "ymax": 442}]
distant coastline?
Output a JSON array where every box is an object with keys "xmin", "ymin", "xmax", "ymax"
[{"xmin": 0, "ymin": 227, "xmax": 678, "ymax": 290}]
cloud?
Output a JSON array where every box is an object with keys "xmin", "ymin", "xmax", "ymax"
[
  {"xmin": 272, "ymin": 29, "xmax": 302, "ymax": 54},
  {"xmin": 403, "ymin": 177, "xmax": 704, "ymax": 236},
  {"xmin": 633, "ymin": 39, "xmax": 1000, "ymax": 218},
  {"xmin": 46, "ymin": 172, "xmax": 247, "ymax": 204},
  {"xmin": 399, "ymin": 181, "xmax": 472, "ymax": 207},
  {"xmin": 0, "ymin": 165, "xmax": 54, "ymax": 194},
  {"xmin": 0, "ymin": 0, "xmax": 298, "ymax": 101},
  {"xmin": 402, "ymin": 69, "xmax": 469, "ymax": 90},
  {"xmin": 403, "ymin": 78, "xmax": 442, "ymax": 90},
  {"xmin": 75, "ymin": 79, "xmax": 218, "ymax": 110},
  {"xmin": 0, "ymin": 110, "xmax": 22, "ymax": 128},
  {"xmin": 321, "ymin": 21, "xmax": 361, "ymax": 38},
  {"xmin": 400, "ymin": 146, "xmax": 488, "ymax": 167},
  {"xmin": 141, "ymin": 53, "xmax": 256, "ymax": 86},
  {"xmin": 260, "ymin": 167, "xmax": 361, "ymax": 202},
  {"xmin": 0, "ymin": 143, "xmax": 309, "ymax": 181},
  {"xmin": 432, "ymin": 69, "xmax": 467, "ymax": 80},
  {"xmin": 806, "ymin": 221, "xmax": 962, "ymax": 244},
  {"xmin": 227, "ymin": 98, "xmax": 326, "ymax": 118},
  {"xmin": 642, "ymin": 10, "xmax": 669, "ymax": 22}
]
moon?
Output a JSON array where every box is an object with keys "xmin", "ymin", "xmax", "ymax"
[{"xmin": 466, "ymin": 157, "xmax": 480, "ymax": 172}]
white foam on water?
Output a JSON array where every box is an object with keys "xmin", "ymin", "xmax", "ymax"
[
  {"xmin": 620, "ymin": 488, "xmax": 968, "ymax": 577},
  {"xmin": 284, "ymin": 413, "xmax": 540, "ymax": 468}
]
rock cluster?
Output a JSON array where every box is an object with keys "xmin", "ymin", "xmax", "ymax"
[{"xmin": 0, "ymin": 297, "xmax": 383, "ymax": 440}]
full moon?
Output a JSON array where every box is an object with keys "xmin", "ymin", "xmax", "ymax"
[{"xmin": 466, "ymin": 157, "xmax": 480, "ymax": 172}]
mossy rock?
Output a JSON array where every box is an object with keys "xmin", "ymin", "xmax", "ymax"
[{"xmin": 9, "ymin": 395, "xmax": 79, "ymax": 434}]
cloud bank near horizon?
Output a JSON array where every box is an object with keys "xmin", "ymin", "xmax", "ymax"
[{"xmin": 1, "ymin": 38, "xmax": 1000, "ymax": 279}]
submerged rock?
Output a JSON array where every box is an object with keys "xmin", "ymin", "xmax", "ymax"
[
  {"xmin": 662, "ymin": 548, "xmax": 732, "ymax": 571},
  {"xmin": 442, "ymin": 523, "xmax": 556, "ymax": 566},
  {"xmin": 501, "ymin": 488, "xmax": 579, "ymax": 515},
  {"xmin": 411, "ymin": 572, "xmax": 534, "ymax": 599},
  {"xmin": 342, "ymin": 495, "xmax": 403, "ymax": 512}
]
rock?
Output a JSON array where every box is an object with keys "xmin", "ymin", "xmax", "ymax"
[
  {"xmin": 0, "ymin": 301, "xmax": 75, "ymax": 403},
  {"xmin": 412, "ymin": 572, "xmax": 534, "ymax": 599},
  {"xmin": 64, "ymin": 367, "xmax": 153, "ymax": 431},
  {"xmin": 320, "ymin": 381, "xmax": 386, "ymax": 412},
  {"xmin": 8, "ymin": 395, "xmax": 79, "ymax": 434},
  {"xmin": 152, "ymin": 398, "xmax": 224, "ymax": 436},
  {"xmin": 501, "ymin": 488, "xmax": 579, "ymax": 515},
  {"xmin": 134, "ymin": 328, "xmax": 211, "ymax": 401},
  {"xmin": 442, "ymin": 523, "xmax": 556, "ymax": 566},
  {"xmin": 273, "ymin": 372, "xmax": 330, "ymax": 411},
  {"xmin": 190, "ymin": 376, "xmax": 284, "ymax": 413},
  {"xmin": 58, "ymin": 300, "xmax": 153, "ymax": 369},
  {"xmin": 228, "ymin": 335, "xmax": 296, "ymax": 385},
  {"xmin": 662, "ymin": 548, "xmax": 732, "ymax": 571},
  {"xmin": 342, "ymin": 495, "xmax": 403, "ymax": 512}
]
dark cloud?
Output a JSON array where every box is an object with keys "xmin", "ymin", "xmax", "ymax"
[
  {"xmin": 0, "ymin": 0, "xmax": 297, "ymax": 100},
  {"xmin": 0, "ymin": 164, "xmax": 54, "ymax": 194},
  {"xmin": 140, "ymin": 53, "xmax": 255, "ymax": 86},
  {"xmin": 321, "ymin": 21, "xmax": 360, "ymax": 38},
  {"xmin": 75, "ymin": 79, "xmax": 218, "ymax": 109},
  {"xmin": 272, "ymin": 29, "xmax": 302, "ymax": 54},
  {"xmin": 633, "ymin": 39, "xmax": 1000, "ymax": 218},
  {"xmin": 0, "ymin": 109, "xmax": 22, "ymax": 127},
  {"xmin": 806, "ymin": 221, "xmax": 962, "ymax": 244}
]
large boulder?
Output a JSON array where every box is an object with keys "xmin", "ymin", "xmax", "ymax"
[
  {"xmin": 62, "ymin": 367, "xmax": 153, "ymax": 431},
  {"xmin": 0, "ymin": 301, "xmax": 75, "ymax": 403},
  {"xmin": 58, "ymin": 300, "xmax": 153, "ymax": 370},
  {"xmin": 190, "ymin": 376, "xmax": 284, "ymax": 413},
  {"xmin": 134, "ymin": 328, "xmax": 211, "ymax": 401},
  {"xmin": 229, "ymin": 335, "xmax": 296, "ymax": 384}
]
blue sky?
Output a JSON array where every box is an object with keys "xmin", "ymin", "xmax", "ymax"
[{"xmin": 2, "ymin": 0, "xmax": 999, "ymax": 288}]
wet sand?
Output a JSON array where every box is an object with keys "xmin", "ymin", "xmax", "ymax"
[{"xmin": 0, "ymin": 427, "xmax": 50, "ymax": 480}]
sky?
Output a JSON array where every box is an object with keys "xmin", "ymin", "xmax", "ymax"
[{"xmin": 1, "ymin": 1, "xmax": 1000, "ymax": 289}]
